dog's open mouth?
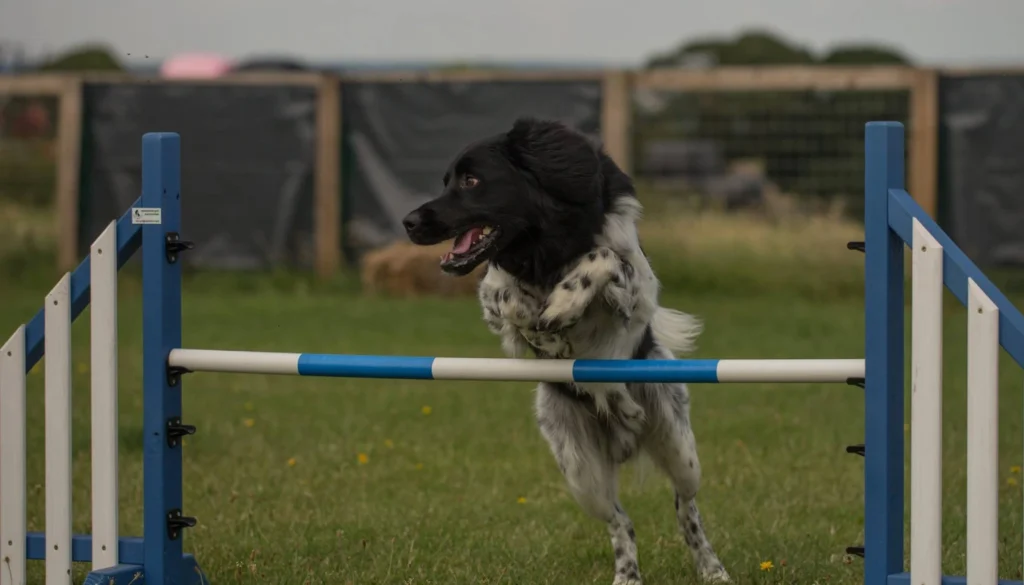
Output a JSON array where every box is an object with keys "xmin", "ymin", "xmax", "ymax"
[{"xmin": 440, "ymin": 225, "xmax": 500, "ymax": 274}]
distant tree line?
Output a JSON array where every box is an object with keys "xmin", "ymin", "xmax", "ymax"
[
  {"xmin": 645, "ymin": 29, "xmax": 910, "ymax": 68},
  {"xmin": 37, "ymin": 44, "xmax": 126, "ymax": 72}
]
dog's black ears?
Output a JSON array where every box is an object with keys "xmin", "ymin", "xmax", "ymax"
[{"xmin": 503, "ymin": 117, "xmax": 602, "ymax": 204}]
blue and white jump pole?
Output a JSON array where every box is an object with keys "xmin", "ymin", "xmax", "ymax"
[
  {"xmin": 166, "ymin": 350, "xmax": 865, "ymax": 383},
  {"xmin": 1, "ymin": 122, "xmax": 1023, "ymax": 585}
]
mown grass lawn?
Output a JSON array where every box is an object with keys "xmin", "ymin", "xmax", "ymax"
[
  {"xmin": 3, "ymin": 276, "xmax": 1022, "ymax": 584},
  {"xmin": 3, "ymin": 193, "xmax": 1023, "ymax": 583}
]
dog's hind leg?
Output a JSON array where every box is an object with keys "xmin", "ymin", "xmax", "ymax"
[
  {"xmin": 643, "ymin": 384, "xmax": 731, "ymax": 583},
  {"xmin": 674, "ymin": 495, "xmax": 730, "ymax": 582},
  {"xmin": 536, "ymin": 383, "xmax": 643, "ymax": 585}
]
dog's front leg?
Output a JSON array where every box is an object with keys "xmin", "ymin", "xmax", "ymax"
[
  {"xmin": 536, "ymin": 384, "xmax": 643, "ymax": 585},
  {"xmin": 537, "ymin": 247, "xmax": 625, "ymax": 331}
]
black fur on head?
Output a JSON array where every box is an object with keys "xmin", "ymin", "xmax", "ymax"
[{"xmin": 402, "ymin": 117, "xmax": 635, "ymax": 287}]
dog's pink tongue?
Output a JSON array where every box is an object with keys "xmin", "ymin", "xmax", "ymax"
[{"xmin": 451, "ymin": 228, "xmax": 482, "ymax": 254}]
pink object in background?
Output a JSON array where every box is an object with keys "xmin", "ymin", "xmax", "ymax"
[{"xmin": 160, "ymin": 53, "xmax": 234, "ymax": 78}]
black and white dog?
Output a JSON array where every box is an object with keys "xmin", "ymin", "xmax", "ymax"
[{"xmin": 402, "ymin": 118, "xmax": 730, "ymax": 584}]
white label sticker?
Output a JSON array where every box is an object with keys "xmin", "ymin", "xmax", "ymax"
[{"xmin": 131, "ymin": 208, "xmax": 162, "ymax": 225}]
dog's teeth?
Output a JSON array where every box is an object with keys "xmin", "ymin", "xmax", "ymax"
[{"xmin": 482, "ymin": 227, "xmax": 493, "ymax": 235}]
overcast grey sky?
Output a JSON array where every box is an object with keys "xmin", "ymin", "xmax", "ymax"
[{"xmin": 2, "ymin": 0, "xmax": 1022, "ymax": 67}]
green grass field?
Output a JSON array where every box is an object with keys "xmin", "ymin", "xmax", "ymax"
[{"xmin": 2, "ymin": 202, "xmax": 1023, "ymax": 584}]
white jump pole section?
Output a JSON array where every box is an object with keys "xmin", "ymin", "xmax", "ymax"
[
  {"xmin": 910, "ymin": 218, "xmax": 943, "ymax": 585},
  {"xmin": 966, "ymin": 278, "xmax": 999, "ymax": 584},
  {"xmin": 713, "ymin": 359, "xmax": 862, "ymax": 383},
  {"xmin": 0, "ymin": 326, "xmax": 27, "ymax": 585},
  {"xmin": 45, "ymin": 274, "xmax": 72, "ymax": 585},
  {"xmin": 90, "ymin": 221, "xmax": 119, "ymax": 570},
  {"xmin": 171, "ymin": 350, "xmax": 303, "ymax": 376}
]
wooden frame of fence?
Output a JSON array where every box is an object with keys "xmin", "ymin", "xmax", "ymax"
[
  {"xmin": 0, "ymin": 74, "xmax": 82, "ymax": 274},
  {"xmin": 1, "ymin": 66, "xmax": 948, "ymax": 279},
  {"xmin": 0, "ymin": 72, "xmax": 343, "ymax": 278},
  {"xmin": 79, "ymin": 72, "xmax": 346, "ymax": 279},
  {"xmin": 938, "ymin": 67, "xmax": 1024, "ymax": 77},
  {"xmin": 626, "ymin": 66, "xmax": 938, "ymax": 219},
  {"xmin": 335, "ymin": 69, "xmax": 629, "ymax": 168}
]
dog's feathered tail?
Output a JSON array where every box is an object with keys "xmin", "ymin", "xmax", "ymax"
[{"xmin": 650, "ymin": 306, "xmax": 703, "ymax": 356}]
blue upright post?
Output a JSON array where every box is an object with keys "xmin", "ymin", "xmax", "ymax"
[
  {"xmin": 863, "ymin": 121, "xmax": 906, "ymax": 585},
  {"xmin": 140, "ymin": 132, "xmax": 205, "ymax": 584}
]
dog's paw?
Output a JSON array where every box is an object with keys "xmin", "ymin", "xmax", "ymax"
[
  {"xmin": 523, "ymin": 329, "xmax": 572, "ymax": 357},
  {"xmin": 599, "ymin": 390, "xmax": 647, "ymax": 436},
  {"xmin": 602, "ymin": 271, "xmax": 634, "ymax": 324},
  {"xmin": 535, "ymin": 313, "xmax": 566, "ymax": 333},
  {"xmin": 699, "ymin": 567, "xmax": 731, "ymax": 583},
  {"xmin": 536, "ymin": 283, "xmax": 589, "ymax": 330},
  {"xmin": 612, "ymin": 575, "xmax": 642, "ymax": 585},
  {"xmin": 615, "ymin": 397, "xmax": 646, "ymax": 434},
  {"xmin": 539, "ymin": 247, "xmax": 623, "ymax": 330},
  {"xmin": 481, "ymin": 306, "xmax": 505, "ymax": 334}
]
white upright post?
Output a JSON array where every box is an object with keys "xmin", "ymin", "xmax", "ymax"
[
  {"xmin": 45, "ymin": 274, "xmax": 73, "ymax": 585},
  {"xmin": 966, "ymin": 278, "xmax": 999, "ymax": 585},
  {"xmin": 910, "ymin": 218, "xmax": 943, "ymax": 585},
  {"xmin": 0, "ymin": 326, "xmax": 27, "ymax": 585},
  {"xmin": 90, "ymin": 221, "xmax": 119, "ymax": 570}
]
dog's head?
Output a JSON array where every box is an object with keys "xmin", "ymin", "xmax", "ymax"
[{"xmin": 402, "ymin": 117, "xmax": 631, "ymax": 285}]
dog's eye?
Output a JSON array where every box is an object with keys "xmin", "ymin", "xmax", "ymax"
[{"xmin": 460, "ymin": 175, "xmax": 479, "ymax": 189}]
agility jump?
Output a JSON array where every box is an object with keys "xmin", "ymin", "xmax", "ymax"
[{"xmin": 1, "ymin": 122, "xmax": 1022, "ymax": 585}]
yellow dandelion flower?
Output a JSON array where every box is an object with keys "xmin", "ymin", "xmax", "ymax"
[
  {"xmin": 759, "ymin": 561, "xmax": 773, "ymax": 572},
  {"xmin": 384, "ymin": 439, "xmax": 394, "ymax": 449},
  {"xmin": 287, "ymin": 457, "xmax": 297, "ymax": 467},
  {"xmin": 421, "ymin": 405, "xmax": 432, "ymax": 415},
  {"xmin": 244, "ymin": 401, "xmax": 255, "ymax": 411},
  {"xmin": 1011, "ymin": 466, "xmax": 1021, "ymax": 474},
  {"xmin": 415, "ymin": 463, "xmax": 424, "ymax": 470},
  {"xmin": 1008, "ymin": 477, "xmax": 1018, "ymax": 486},
  {"xmin": 243, "ymin": 418, "xmax": 255, "ymax": 428},
  {"xmin": 517, "ymin": 497, "xmax": 526, "ymax": 504},
  {"xmin": 357, "ymin": 453, "xmax": 369, "ymax": 465}
]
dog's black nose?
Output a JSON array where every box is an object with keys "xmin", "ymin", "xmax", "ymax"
[{"xmin": 402, "ymin": 210, "xmax": 423, "ymax": 234}]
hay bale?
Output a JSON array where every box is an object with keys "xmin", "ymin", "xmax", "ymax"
[{"xmin": 360, "ymin": 240, "xmax": 484, "ymax": 297}]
